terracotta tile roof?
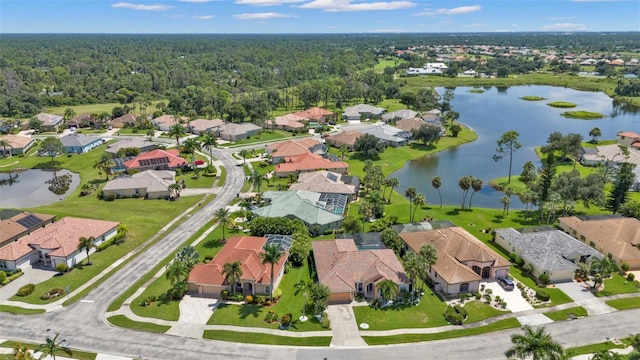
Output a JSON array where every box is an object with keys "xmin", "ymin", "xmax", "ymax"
[
  {"xmin": 559, "ymin": 216, "xmax": 640, "ymax": 263},
  {"xmin": 110, "ymin": 113, "xmax": 139, "ymax": 127},
  {"xmin": 0, "ymin": 212, "xmax": 56, "ymax": 244},
  {"xmin": 312, "ymin": 239, "xmax": 408, "ymax": 294},
  {"xmin": 152, "ymin": 115, "xmax": 186, "ymax": 127},
  {"xmin": 289, "ymin": 171, "xmax": 356, "ymax": 196},
  {"xmin": 0, "ymin": 134, "xmax": 34, "ymax": 149},
  {"xmin": 273, "ymin": 114, "xmax": 307, "ymax": 129},
  {"xmin": 188, "ymin": 119, "xmax": 224, "ymax": 132},
  {"xmin": 326, "ymin": 131, "xmax": 364, "ymax": 147},
  {"xmin": 35, "ymin": 113, "xmax": 63, "ymax": 126},
  {"xmin": 400, "ymin": 227, "xmax": 510, "ymax": 285},
  {"xmin": 125, "ymin": 149, "xmax": 187, "ymax": 170},
  {"xmin": 188, "ymin": 236, "xmax": 288, "ymax": 286},
  {"xmin": 293, "ymin": 107, "xmax": 333, "ymax": 120},
  {"xmin": 395, "ymin": 117, "xmax": 427, "ymax": 132},
  {"xmin": 0, "ymin": 217, "xmax": 119, "ymax": 261},
  {"xmin": 275, "ymin": 153, "xmax": 348, "ymax": 174},
  {"xmin": 266, "ymin": 139, "xmax": 321, "ymax": 158},
  {"xmin": 619, "ymin": 131, "xmax": 640, "ymax": 139}
]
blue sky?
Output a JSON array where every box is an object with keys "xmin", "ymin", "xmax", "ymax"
[{"xmin": 1, "ymin": 0, "xmax": 639, "ymax": 33}]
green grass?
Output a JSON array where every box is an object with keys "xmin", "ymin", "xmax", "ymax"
[
  {"xmin": 207, "ymin": 259, "xmax": 325, "ymax": 332},
  {"xmin": 566, "ymin": 338, "xmax": 633, "ymax": 356},
  {"xmin": 362, "ymin": 318, "xmax": 521, "ymax": 345},
  {"xmin": 606, "ymin": 297, "xmax": 640, "ymax": 310},
  {"xmin": 489, "ymin": 176, "xmax": 529, "ymax": 196},
  {"xmin": 202, "ymin": 330, "xmax": 331, "ymax": 346},
  {"xmin": 107, "ymin": 315, "xmax": 171, "ymax": 333},
  {"xmin": 520, "ymin": 96, "xmax": 546, "ymax": 101},
  {"xmin": 543, "ymin": 306, "xmax": 588, "ymax": 321},
  {"xmin": 0, "ymin": 341, "xmax": 97, "ymax": 360},
  {"xmin": 130, "ymin": 275, "xmax": 181, "ymax": 321},
  {"xmin": 373, "ymin": 58, "xmax": 406, "ymax": 73},
  {"xmin": 463, "ymin": 301, "xmax": 510, "ymax": 323},
  {"xmin": 596, "ymin": 273, "xmax": 640, "ymax": 297},
  {"xmin": 547, "ymin": 101, "xmax": 577, "ymax": 108},
  {"xmin": 219, "ymin": 130, "xmax": 294, "ymax": 147},
  {"xmin": 561, "ymin": 111, "xmax": 606, "ymax": 119},
  {"xmin": 177, "ymin": 171, "xmax": 217, "ymax": 189},
  {"xmin": 581, "ymin": 139, "xmax": 616, "ymax": 148},
  {"xmin": 114, "ymin": 128, "xmax": 147, "ymax": 135},
  {"xmin": 217, "ymin": 166, "xmax": 226, "ymax": 186},
  {"xmin": 0, "ymin": 305, "xmax": 46, "ymax": 314}
]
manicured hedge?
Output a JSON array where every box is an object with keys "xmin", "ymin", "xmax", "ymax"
[
  {"xmin": 16, "ymin": 283, "xmax": 35, "ymax": 297},
  {"xmin": 536, "ymin": 289, "xmax": 550, "ymax": 301}
]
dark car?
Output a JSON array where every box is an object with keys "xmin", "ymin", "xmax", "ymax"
[{"xmin": 497, "ymin": 277, "xmax": 514, "ymax": 290}]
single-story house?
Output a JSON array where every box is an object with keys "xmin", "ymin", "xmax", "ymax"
[
  {"xmin": 342, "ymin": 104, "xmax": 385, "ymax": 121},
  {"xmin": 188, "ymin": 119, "xmax": 224, "ymax": 135},
  {"xmin": 0, "ymin": 212, "xmax": 56, "ymax": 247},
  {"xmin": 0, "ymin": 134, "xmax": 36, "ymax": 156},
  {"xmin": 252, "ymin": 190, "xmax": 345, "ymax": 235},
  {"xmin": 124, "ymin": 149, "xmax": 188, "ymax": 172},
  {"xmin": 216, "ymin": 122, "xmax": 262, "ymax": 142},
  {"xmin": 274, "ymin": 153, "xmax": 348, "ymax": 178},
  {"xmin": 460, "ymin": 69, "xmax": 479, "ymax": 77},
  {"xmin": 289, "ymin": 170, "xmax": 358, "ymax": 201},
  {"xmin": 406, "ymin": 67, "xmax": 443, "ymax": 76},
  {"xmin": 0, "ymin": 217, "xmax": 120, "ymax": 271},
  {"xmin": 559, "ymin": 216, "xmax": 640, "ymax": 270},
  {"xmin": 381, "ymin": 109, "xmax": 418, "ymax": 123},
  {"xmin": 105, "ymin": 138, "xmax": 158, "ymax": 157},
  {"xmin": 266, "ymin": 138, "xmax": 326, "ymax": 164},
  {"xmin": 152, "ymin": 115, "xmax": 187, "ymax": 132},
  {"xmin": 312, "ymin": 238, "xmax": 409, "ymax": 303},
  {"xmin": 360, "ymin": 124, "xmax": 411, "ymax": 147},
  {"xmin": 400, "ymin": 227, "xmax": 511, "ymax": 296},
  {"xmin": 35, "ymin": 113, "xmax": 64, "ymax": 132},
  {"xmin": 617, "ymin": 131, "xmax": 640, "ymax": 150},
  {"xmin": 109, "ymin": 114, "xmax": 139, "ymax": 129},
  {"xmin": 59, "ymin": 134, "xmax": 103, "ymax": 154},
  {"xmin": 325, "ymin": 130, "xmax": 365, "ymax": 151},
  {"xmin": 580, "ymin": 144, "xmax": 640, "ymax": 166},
  {"xmin": 422, "ymin": 109, "xmax": 443, "ymax": 121},
  {"xmin": 335, "ymin": 232, "xmax": 385, "ymax": 250},
  {"xmin": 270, "ymin": 114, "xmax": 308, "ymax": 132},
  {"xmin": 495, "ymin": 228, "xmax": 603, "ymax": 283},
  {"xmin": 102, "ymin": 170, "xmax": 176, "ymax": 200},
  {"xmin": 66, "ymin": 113, "xmax": 92, "ymax": 129},
  {"xmin": 395, "ymin": 117, "xmax": 427, "ymax": 133},
  {"xmin": 187, "ymin": 235, "xmax": 289, "ymax": 298},
  {"xmin": 293, "ymin": 107, "xmax": 334, "ymax": 123}
]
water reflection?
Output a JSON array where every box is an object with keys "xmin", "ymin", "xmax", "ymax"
[
  {"xmin": 45, "ymin": 170, "xmax": 73, "ymax": 195},
  {"xmin": 0, "ymin": 168, "xmax": 79, "ymax": 208}
]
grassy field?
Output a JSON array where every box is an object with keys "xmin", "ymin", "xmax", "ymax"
[
  {"xmin": 202, "ymin": 330, "xmax": 331, "ymax": 346},
  {"xmin": 219, "ymin": 130, "xmax": 298, "ymax": 147},
  {"xmin": 543, "ymin": 306, "xmax": 588, "ymax": 321},
  {"xmin": 0, "ymin": 341, "xmax": 97, "ymax": 360},
  {"xmin": 362, "ymin": 318, "xmax": 521, "ymax": 345},
  {"xmin": 596, "ymin": 274, "xmax": 640, "ymax": 297},
  {"xmin": 107, "ymin": 315, "xmax": 171, "ymax": 333},
  {"xmin": 566, "ymin": 337, "xmax": 634, "ymax": 356},
  {"xmin": 605, "ymin": 297, "xmax": 640, "ymax": 310},
  {"xmin": 0, "ymin": 305, "xmax": 46, "ymax": 315},
  {"xmin": 45, "ymin": 100, "xmax": 165, "ymax": 116},
  {"xmin": 373, "ymin": 58, "xmax": 406, "ymax": 74}
]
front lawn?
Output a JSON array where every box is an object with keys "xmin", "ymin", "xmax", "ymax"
[
  {"xmin": 207, "ymin": 259, "xmax": 326, "ymax": 332},
  {"xmin": 543, "ymin": 306, "xmax": 588, "ymax": 321},
  {"xmin": 463, "ymin": 301, "xmax": 510, "ymax": 323},
  {"xmin": 202, "ymin": 330, "xmax": 331, "ymax": 346},
  {"xmin": 0, "ymin": 305, "xmax": 46, "ymax": 315},
  {"xmin": 566, "ymin": 337, "xmax": 634, "ymax": 356},
  {"xmin": 0, "ymin": 340, "xmax": 97, "ymax": 360},
  {"xmin": 596, "ymin": 273, "xmax": 640, "ymax": 297},
  {"xmin": 107, "ymin": 315, "xmax": 170, "ymax": 333},
  {"xmin": 219, "ymin": 130, "xmax": 300, "ymax": 147},
  {"xmin": 606, "ymin": 297, "xmax": 640, "ymax": 310}
]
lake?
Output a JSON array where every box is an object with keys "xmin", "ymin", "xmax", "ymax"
[
  {"xmin": 393, "ymin": 85, "xmax": 640, "ymax": 209},
  {"xmin": 0, "ymin": 168, "xmax": 80, "ymax": 208}
]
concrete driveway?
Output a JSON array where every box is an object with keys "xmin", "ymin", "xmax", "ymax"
[
  {"xmin": 481, "ymin": 280, "xmax": 533, "ymax": 313},
  {"xmin": 326, "ymin": 305, "xmax": 367, "ymax": 347},
  {"xmin": 554, "ymin": 281, "xmax": 595, "ymax": 302},
  {"xmin": 0, "ymin": 266, "xmax": 56, "ymax": 302}
]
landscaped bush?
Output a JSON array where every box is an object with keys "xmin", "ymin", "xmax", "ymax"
[
  {"xmin": 538, "ymin": 273, "xmax": 550, "ymax": 285},
  {"xmin": 104, "ymin": 193, "xmax": 117, "ymax": 201},
  {"xmin": 96, "ymin": 238, "xmax": 116, "ymax": 252},
  {"xmin": 621, "ymin": 262, "xmax": 630, "ymax": 272},
  {"xmin": 321, "ymin": 312, "xmax": 331, "ymax": 329},
  {"xmin": 485, "ymin": 288, "xmax": 492, "ymax": 295},
  {"xmin": 444, "ymin": 306, "xmax": 464, "ymax": 325},
  {"xmin": 56, "ymin": 263, "xmax": 68, "ymax": 273},
  {"xmin": 280, "ymin": 313, "xmax": 292, "ymax": 329},
  {"xmin": 221, "ymin": 290, "xmax": 229, "ymax": 300},
  {"xmin": 204, "ymin": 255, "xmax": 214, "ymax": 262},
  {"xmin": 255, "ymin": 295, "xmax": 266, "ymax": 305},
  {"xmin": 264, "ymin": 310, "xmax": 278, "ymax": 324},
  {"xmin": 273, "ymin": 288, "xmax": 282, "ymax": 300},
  {"xmin": 535, "ymin": 289, "xmax": 550, "ymax": 301},
  {"xmin": 16, "ymin": 284, "xmax": 35, "ymax": 297},
  {"xmin": 508, "ymin": 253, "xmax": 517, "ymax": 262},
  {"xmin": 245, "ymin": 295, "xmax": 254, "ymax": 304},
  {"xmin": 0, "ymin": 271, "xmax": 6, "ymax": 284},
  {"xmin": 453, "ymin": 304, "xmax": 467, "ymax": 318},
  {"xmin": 627, "ymin": 273, "xmax": 635, "ymax": 281},
  {"xmin": 4, "ymin": 270, "xmax": 23, "ymax": 285},
  {"xmin": 39, "ymin": 288, "xmax": 65, "ymax": 301},
  {"xmin": 475, "ymin": 292, "xmax": 481, "ymax": 300}
]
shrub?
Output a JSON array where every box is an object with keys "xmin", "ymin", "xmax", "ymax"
[
  {"xmin": 245, "ymin": 295, "xmax": 254, "ymax": 304},
  {"xmin": 204, "ymin": 255, "xmax": 214, "ymax": 262},
  {"xmin": 538, "ymin": 273, "xmax": 550, "ymax": 285},
  {"xmin": 16, "ymin": 284, "xmax": 35, "ymax": 297},
  {"xmin": 444, "ymin": 306, "xmax": 464, "ymax": 325},
  {"xmin": 105, "ymin": 193, "xmax": 117, "ymax": 201},
  {"xmin": 485, "ymin": 288, "xmax": 492, "ymax": 295},
  {"xmin": 474, "ymin": 292, "xmax": 481, "ymax": 300},
  {"xmin": 265, "ymin": 300, "xmax": 272, "ymax": 306},
  {"xmin": 535, "ymin": 290, "xmax": 550, "ymax": 301},
  {"xmin": 256, "ymin": 296, "xmax": 266, "ymax": 305},
  {"xmin": 280, "ymin": 313, "xmax": 292, "ymax": 328},
  {"xmin": 220, "ymin": 290, "xmax": 229, "ymax": 300},
  {"xmin": 147, "ymin": 295, "xmax": 156, "ymax": 303},
  {"xmin": 264, "ymin": 310, "xmax": 278, "ymax": 323},
  {"xmin": 0, "ymin": 271, "xmax": 6, "ymax": 283},
  {"xmin": 515, "ymin": 257, "xmax": 525, "ymax": 267},
  {"xmin": 273, "ymin": 288, "xmax": 283, "ymax": 300},
  {"xmin": 621, "ymin": 262, "xmax": 630, "ymax": 272},
  {"xmin": 96, "ymin": 238, "xmax": 115, "ymax": 252},
  {"xmin": 627, "ymin": 273, "xmax": 635, "ymax": 281},
  {"xmin": 56, "ymin": 263, "xmax": 68, "ymax": 273},
  {"xmin": 453, "ymin": 304, "xmax": 467, "ymax": 318},
  {"xmin": 508, "ymin": 253, "xmax": 517, "ymax": 262},
  {"xmin": 321, "ymin": 312, "xmax": 331, "ymax": 329}
]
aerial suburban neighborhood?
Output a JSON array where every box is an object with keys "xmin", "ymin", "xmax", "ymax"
[{"xmin": 0, "ymin": 21, "xmax": 639, "ymax": 360}]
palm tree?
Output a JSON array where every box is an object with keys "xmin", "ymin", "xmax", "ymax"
[
  {"xmin": 591, "ymin": 256, "xmax": 616, "ymax": 291},
  {"xmin": 168, "ymin": 182, "xmax": 182, "ymax": 198},
  {"xmin": 182, "ymin": 138, "xmax": 201, "ymax": 170},
  {"xmin": 412, "ymin": 193, "xmax": 426, "ymax": 223},
  {"xmin": 63, "ymin": 107, "xmax": 76, "ymax": 127},
  {"xmin": 222, "ymin": 260, "xmax": 243, "ymax": 295},
  {"xmin": 405, "ymin": 187, "xmax": 416, "ymax": 222},
  {"xmin": 500, "ymin": 194, "xmax": 512, "ymax": 216},
  {"xmin": 590, "ymin": 350, "xmax": 624, "ymax": 360},
  {"xmin": 117, "ymin": 223, "xmax": 129, "ymax": 241},
  {"xmin": 386, "ymin": 177, "xmax": 399, "ymax": 203},
  {"xmin": 238, "ymin": 149, "xmax": 249, "ymax": 164},
  {"xmin": 146, "ymin": 128, "xmax": 155, "ymax": 140},
  {"xmin": 505, "ymin": 325, "xmax": 565, "ymax": 360},
  {"xmin": 432, "ymin": 176, "xmax": 443, "ymax": 208},
  {"xmin": 357, "ymin": 200, "xmax": 374, "ymax": 232},
  {"xmin": 458, "ymin": 175, "xmax": 472, "ymax": 210},
  {"xmin": 94, "ymin": 153, "xmax": 115, "ymax": 180},
  {"xmin": 589, "ymin": 127, "xmax": 602, "ymax": 144},
  {"xmin": 214, "ymin": 207, "xmax": 231, "ymax": 241},
  {"xmin": 0, "ymin": 139, "xmax": 13, "ymax": 158},
  {"xmin": 339, "ymin": 144, "xmax": 349, "ymax": 159},
  {"xmin": 202, "ymin": 132, "xmax": 217, "ymax": 162},
  {"xmin": 249, "ymin": 171, "xmax": 267, "ymax": 194},
  {"xmin": 168, "ymin": 123, "xmax": 186, "ymax": 148},
  {"xmin": 12, "ymin": 343, "xmax": 34, "ymax": 360},
  {"xmin": 77, "ymin": 236, "xmax": 96, "ymax": 265},
  {"xmin": 175, "ymin": 246, "xmax": 200, "ymax": 269},
  {"xmin": 37, "ymin": 333, "xmax": 72, "ymax": 360},
  {"xmin": 419, "ymin": 244, "xmax": 437, "ymax": 276},
  {"xmin": 403, "ymin": 252, "xmax": 423, "ymax": 288},
  {"xmin": 377, "ymin": 279, "xmax": 399, "ymax": 302},
  {"xmin": 467, "ymin": 177, "xmax": 483, "ymax": 210},
  {"xmin": 260, "ymin": 244, "xmax": 283, "ymax": 302},
  {"xmin": 165, "ymin": 260, "xmax": 189, "ymax": 286}
]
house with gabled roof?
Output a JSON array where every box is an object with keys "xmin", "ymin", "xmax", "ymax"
[
  {"xmin": 289, "ymin": 170, "xmax": 358, "ymax": 201},
  {"xmin": 325, "ymin": 130, "xmax": 365, "ymax": 151},
  {"xmin": 59, "ymin": 134, "xmax": 103, "ymax": 154},
  {"xmin": 270, "ymin": 114, "xmax": 308, "ymax": 132},
  {"xmin": 187, "ymin": 235, "xmax": 289, "ymax": 298},
  {"xmin": 124, "ymin": 149, "xmax": 188, "ymax": 172},
  {"xmin": 342, "ymin": 104, "xmax": 385, "ymax": 121},
  {"xmin": 266, "ymin": 138, "xmax": 326, "ymax": 164},
  {"xmin": 102, "ymin": 170, "xmax": 176, "ymax": 200},
  {"xmin": 495, "ymin": 228, "xmax": 602, "ymax": 283},
  {"xmin": 0, "ymin": 134, "xmax": 36, "ymax": 156},
  {"xmin": 360, "ymin": 124, "xmax": 412, "ymax": 147},
  {"xmin": 312, "ymin": 238, "xmax": 409, "ymax": 303},
  {"xmin": 0, "ymin": 212, "xmax": 56, "ymax": 247},
  {"xmin": 35, "ymin": 113, "xmax": 64, "ymax": 132},
  {"xmin": 559, "ymin": 215, "xmax": 640, "ymax": 270},
  {"xmin": 0, "ymin": 217, "xmax": 120, "ymax": 271},
  {"xmin": 66, "ymin": 113, "xmax": 92, "ymax": 129},
  {"xmin": 216, "ymin": 122, "xmax": 261, "ymax": 141},
  {"xmin": 293, "ymin": 107, "xmax": 334, "ymax": 123},
  {"xmin": 109, "ymin": 113, "xmax": 139, "ymax": 129},
  {"xmin": 188, "ymin": 119, "xmax": 224, "ymax": 135},
  {"xmin": 274, "ymin": 153, "xmax": 348, "ymax": 178},
  {"xmin": 400, "ymin": 227, "xmax": 511, "ymax": 295},
  {"xmin": 381, "ymin": 109, "xmax": 417, "ymax": 123},
  {"xmin": 105, "ymin": 138, "xmax": 158, "ymax": 157},
  {"xmin": 617, "ymin": 131, "xmax": 640, "ymax": 150},
  {"xmin": 152, "ymin": 115, "xmax": 186, "ymax": 132}
]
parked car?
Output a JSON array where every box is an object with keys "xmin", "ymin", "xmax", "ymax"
[{"xmin": 497, "ymin": 277, "xmax": 514, "ymax": 290}]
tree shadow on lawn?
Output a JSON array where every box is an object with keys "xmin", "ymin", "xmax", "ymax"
[
  {"xmin": 237, "ymin": 304, "xmax": 262, "ymax": 320},
  {"xmin": 33, "ymin": 161, "xmax": 63, "ymax": 169},
  {"xmin": 491, "ymin": 215, "xmax": 504, "ymax": 224},
  {"xmin": 445, "ymin": 209, "xmax": 472, "ymax": 216},
  {"xmin": 409, "ymin": 143, "xmax": 436, "ymax": 152},
  {"xmin": 202, "ymin": 238, "xmax": 224, "ymax": 249}
]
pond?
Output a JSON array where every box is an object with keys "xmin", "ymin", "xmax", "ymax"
[
  {"xmin": 0, "ymin": 168, "xmax": 80, "ymax": 208},
  {"xmin": 393, "ymin": 85, "xmax": 640, "ymax": 209}
]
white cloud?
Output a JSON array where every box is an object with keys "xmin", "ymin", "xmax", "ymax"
[
  {"xmin": 299, "ymin": 0, "xmax": 416, "ymax": 12},
  {"xmin": 233, "ymin": 12, "xmax": 297, "ymax": 19},
  {"xmin": 192, "ymin": 15, "xmax": 214, "ymax": 19},
  {"xmin": 465, "ymin": 23, "xmax": 485, "ymax": 28},
  {"xmin": 235, "ymin": 0, "xmax": 305, "ymax": 5},
  {"xmin": 414, "ymin": 5, "xmax": 481, "ymax": 16},
  {"xmin": 549, "ymin": 16, "xmax": 577, "ymax": 21},
  {"xmin": 111, "ymin": 2, "xmax": 173, "ymax": 11},
  {"xmin": 541, "ymin": 22, "xmax": 588, "ymax": 30}
]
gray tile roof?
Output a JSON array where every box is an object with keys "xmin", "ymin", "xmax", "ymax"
[
  {"xmin": 252, "ymin": 190, "xmax": 343, "ymax": 226},
  {"xmin": 60, "ymin": 134, "xmax": 102, "ymax": 147},
  {"xmin": 360, "ymin": 124, "xmax": 412, "ymax": 143},
  {"xmin": 103, "ymin": 170, "xmax": 175, "ymax": 193}
]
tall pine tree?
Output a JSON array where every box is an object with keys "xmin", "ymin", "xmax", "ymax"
[{"xmin": 607, "ymin": 162, "xmax": 636, "ymax": 214}]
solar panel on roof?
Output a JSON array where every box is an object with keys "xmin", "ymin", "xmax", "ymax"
[
  {"xmin": 16, "ymin": 214, "xmax": 42, "ymax": 228},
  {"xmin": 326, "ymin": 173, "xmax": 338, "ymax": 182}
]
